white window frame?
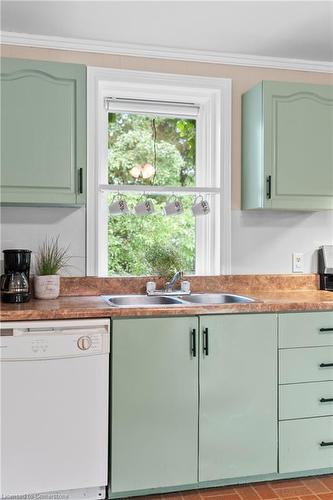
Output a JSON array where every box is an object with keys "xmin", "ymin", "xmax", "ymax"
[{"xmin": 87, "ymin": 67, "xmax": 231, "ymax": 276}]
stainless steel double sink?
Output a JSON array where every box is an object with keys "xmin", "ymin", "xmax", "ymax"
[{"xmin": 103, "ymin": 293, "xmax": 257, "ymax": 307}]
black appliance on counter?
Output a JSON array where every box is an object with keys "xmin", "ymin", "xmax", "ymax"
[
  {"xmin": 318, "ymin": 245, "xmax": 333, "ymax": 291},
  {"xmin": 1, "ymin": 249, "xmax": 32, "ymax": 303}
]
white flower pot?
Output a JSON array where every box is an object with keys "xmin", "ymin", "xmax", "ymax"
[{"xmin": 34, "ymin": 275, "xmax": 60, "ymax": 300}]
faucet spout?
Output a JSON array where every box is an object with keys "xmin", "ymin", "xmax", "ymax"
[{"xmin": 165, "ymin": 271, "xmax": 183, "ymax": 292}]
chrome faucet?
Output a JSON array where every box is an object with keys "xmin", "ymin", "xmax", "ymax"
[
  {"xmin": 165, "ymin": 271, "xmax": 183, "ymax": 293},
  {"xmin": 146, "ymin": 271, "xmax": 190, "ymax": 295}
]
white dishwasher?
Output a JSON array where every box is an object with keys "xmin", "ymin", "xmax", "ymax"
[{"xmin": 0, "ymin": 319, "xmax": 110, "ymax": 500}]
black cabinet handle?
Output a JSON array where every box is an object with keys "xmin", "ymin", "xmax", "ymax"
[
  {"xmin": 320, "ymin": 441, "xmax": 333, "ymax": 447},
  {"xmin": 78, "ymin": 168, "xmax": 83, "ymax": 194},
  {"xmin": 320, "ymin": 328, "xmax": 333, "ymax": 332},
  {"xmin": 320, "ymin": 363, "xmax": 333, "ymax": 368},
  {"xmin": 266, "ymin": 175, "xmax": 271, "ymax": 200},
  {"xmin": 320, "ymin": 398, "xmax": 333, "ymax": 403},
  {"xmin": 203, "ymin": 327, "xmax": 209, "ymax": 356},
  {"xmin": 190, "ymin": 329, "xmax": 196, "ymax": 358}
]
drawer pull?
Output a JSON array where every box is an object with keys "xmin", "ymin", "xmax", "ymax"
[
  {"xmin": 320, "ymin": 441, "xmax": 333, "ymax": 447},
  {"xmin": 320, "ymin": 363, "xmax": 333, "ymax": 368},
  {"xmin": 320, "ymin": 328, "xmax": 333, "ymax": 332},
  {"xmin": 320, "ymin": 397, "xmax": 333, "ymax": 403}
]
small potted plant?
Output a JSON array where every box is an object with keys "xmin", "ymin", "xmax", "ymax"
[{"xmin": 34, "ymin": 236, "xmax": 70, "ymax": 300}]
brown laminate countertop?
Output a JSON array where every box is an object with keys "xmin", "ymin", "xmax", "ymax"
[{"xmin": 1, "ymin": 290, "xmax": 333, "ymax": 322}]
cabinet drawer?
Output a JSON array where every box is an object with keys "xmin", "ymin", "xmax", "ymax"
[
  {"xmin": 279, "ymin": 416, "xmax": 333, "ymax": 473},
  {"xmin": 279, "ymin": 381, "xmax": 333, "ymax": 420},
  {"xmin": 279, "ymin": 346, "xmax": 333, "ymax": 384},
  {"xmin": 279, "ymin": 312, "xmax": 333, "ymax": 348}
]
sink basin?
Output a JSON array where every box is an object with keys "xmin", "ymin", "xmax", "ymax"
[
  {"xmin": 103, "ymin": 295, "xmax": 185, "ymax": 307},
  {"xmin": 181, "ymin": 293, "xmax": 256, "ymax": 304},
  {"xmin": 103, "ymin": 293, "xmax": 257, "ymax": 307}
]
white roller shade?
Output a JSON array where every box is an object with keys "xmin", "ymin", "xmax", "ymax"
[{"xmin": 104, "ymin": 97, "xmax": 199, "ymax": 118}]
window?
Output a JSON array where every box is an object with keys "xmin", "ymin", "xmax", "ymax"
[{"xmin": 87, "ymin": 68, "xmax": 231, "ymax": 276}]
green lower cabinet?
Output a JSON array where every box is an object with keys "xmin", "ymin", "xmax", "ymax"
[
  {"xmin": 242, "ymin": 81, "xmax": 333, "ymax": 210},
  {"xmin": 110, "ymin": 314, "xmax": 278, "ymax": 496},
  {"xmin": 110, "ymin": 312, "xmax": 333, "ymax": 497},
  {"xmin": 110, "ymin": 317, "xmax": 199, "ymax": 494},
  {"xmin": 1, "ymin": 58, "xmax": 86, "ymax": 205},
  {"xmin": 199, "ymin": 314, "xmax": 278, "ymax": 481},
  {"xmin": 278, "ymin": 311, "xmax": 333, "ymax": 474}
]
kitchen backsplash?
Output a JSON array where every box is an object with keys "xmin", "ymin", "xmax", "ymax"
[{"xmin": 59, "ymin": 274, "xmax": 319, "ymax": 296}]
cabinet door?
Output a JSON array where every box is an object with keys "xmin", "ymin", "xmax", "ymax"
[
  {"xmin": 199, "ymin": 314, "xmax": 277, "ymax": 482},
  {"xmin": 1, "ymin": 58, "xmax": 86, "ymax": 205},
  {"xmin": 111, "ymin": 317, "xmax": 198, "ymax": 493},
  {"xmin": 264, "ymin": 81, "xmax": 333, "ymax": 210}
]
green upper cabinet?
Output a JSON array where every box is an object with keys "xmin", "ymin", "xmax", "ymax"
[
  {"xmin": 242, "ymin": 81, "xmax": 333, "ymax": 210},
  {"xmin": 0, "ymin": 58, "xmax": 86, "ymax": 205}
]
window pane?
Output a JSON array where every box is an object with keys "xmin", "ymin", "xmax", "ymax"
[
  {"xmin": 108, "ymin": 194, "xmax": 195, "ymax": 276},
  {"xmin": 108, "ymin": 113, "xmax": 196, "ymax": 186}
]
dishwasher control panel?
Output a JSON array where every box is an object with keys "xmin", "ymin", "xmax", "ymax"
[{"xmin": 0, "ymin": 320, "xmax": 110, "ymax": 360}]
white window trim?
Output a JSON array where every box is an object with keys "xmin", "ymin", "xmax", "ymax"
[{"xmin": 87, "ymin": 67, "xmax": 231, "ymax": 276}]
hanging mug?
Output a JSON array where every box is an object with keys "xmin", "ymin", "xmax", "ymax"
[
  {"xmin": 191, "ymin": 195, "xmax": 210, "ymax": 217},
  {"xmin": 164, "ymin": 196, "xmax": 183, "ymax": 216},
  {"xmin": 109, "ymin": 194, "xmax": 129, "ymax": 216},
  {"xmin": 134, "ymin": 196, "xmax": 155, "ymax": 216}
]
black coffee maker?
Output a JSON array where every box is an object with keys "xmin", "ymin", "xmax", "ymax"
[{"xmin": 1, "ymin": 249, "xmax": 32, "ymax": 303}]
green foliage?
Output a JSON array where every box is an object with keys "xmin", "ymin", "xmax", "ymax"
[
  {"xmin": 108, "ymin": 195, "xmax": 195, "ymax": 276},
  {"xmin": 108, "ymin": 114, "xmax": 196, "ymax": 186},
  {"xmin": 35, "ymin": 236, "xmax": 70, "ymax": 276},
  {"xmin": 108, "ymin": 113, "xmax": 196, "ymax": 276},
  {"xmin": 146, "ymin": 242, "xmax": 185, "ymax": 281}
]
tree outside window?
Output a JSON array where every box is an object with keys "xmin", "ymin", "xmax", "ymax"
[{"xmin": 108, "ymin": 113, "xmax": 197, "ymax": 276}]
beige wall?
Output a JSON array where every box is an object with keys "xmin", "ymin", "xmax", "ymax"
[{"xmin": 2, "ymin": 44, "xmax": 332, "ymax": 209}]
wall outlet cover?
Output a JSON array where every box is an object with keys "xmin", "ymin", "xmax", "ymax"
[{"xmin": 292, "ymin": 252, "xmax": 304, "ymax": 273}]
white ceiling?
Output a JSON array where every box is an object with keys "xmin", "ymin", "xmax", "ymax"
[{"xmin": 1, "ymin": 1, "xmax": 333, "ymax": 62}]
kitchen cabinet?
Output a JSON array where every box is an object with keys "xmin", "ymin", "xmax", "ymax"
[
  {"xmin": 280, "ymin": 417, "xmax": 333, "ymax": 473},
  {"xmin": 279, "ymin": 311, "xmax": 333, "ymax": 348},
  {"xmin": 242, "ymin": 81, "xmax": 333, "ymax": 210},
  {"xmin": 279, "ymin": 381, "xmax": 333, "ymax": 420},
  {"xmin": 279, "ymin": 346, "xmax": 333, "ymax": 384},
  {"xmin": 110, "ymin": 317, "xmax": 198, "ymax": 493},
  {"xmin": 110, "ymin": 313, "xmax": 278, "ymax": 496},
  {"xmin": 278, "ymin": 312, "xmax": 333, "ymax": 473},
  {"xmin": 1, "ymin": 58, "xmax": 86, "ymax": 205},
  {"xmin": 199, "ymin": 314, "xmax": 277, "ymax": 481}
]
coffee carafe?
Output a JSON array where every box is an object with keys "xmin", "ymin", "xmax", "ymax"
[{"xmin": 1, "ymin": 249, "xmax": 32, "ymax": 303}]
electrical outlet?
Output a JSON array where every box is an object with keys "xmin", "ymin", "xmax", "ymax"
[{"xmin": 292, "ymin": 252, "xmax": 304, "ymax": 273}]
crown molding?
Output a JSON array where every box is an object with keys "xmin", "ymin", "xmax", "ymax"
[{"xmin": 1, "ymin": 30, "xmax": 332, "ymax": 74}]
